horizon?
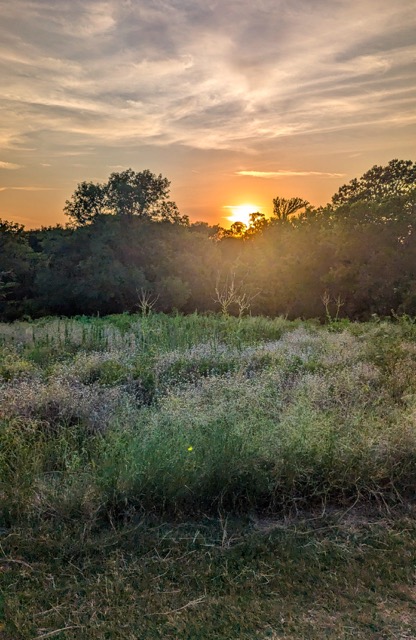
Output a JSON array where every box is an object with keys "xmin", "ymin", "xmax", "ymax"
[{"xmin": 0, "ymin": 0, "xmax": 415, "ymax": 229}]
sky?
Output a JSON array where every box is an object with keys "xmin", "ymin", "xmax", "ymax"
[{"xmin": 0, "ymin": 0, "xmax": 415, "ymax": 229}]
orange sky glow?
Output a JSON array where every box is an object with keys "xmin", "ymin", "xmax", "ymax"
[{"xmin": 0, "ymin": 1, "xmax": 415, "ymax": 229}]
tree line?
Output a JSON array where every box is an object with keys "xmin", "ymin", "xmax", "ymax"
[{"xmin": 1, "ymin": 159, "xmax": 415, "ymax": 321}]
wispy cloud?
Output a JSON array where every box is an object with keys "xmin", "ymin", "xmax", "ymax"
[
  {"xmin": 236, "ymin": 170, "xmax": 345, "ymax": 178},
  {"xmin": 0, "ymin": 0, "xmax": 415, "ymax": 224},
  {"xmin": 0, "ymin": 160, "xmax": 22, "ymax": 170},
  {"xmin": 0, "ymin": 186, "xmax": 57, "ymax": 191},
  {"xmin": 0, "ymin": 0, "xmax": 415, "ymax": 152}
]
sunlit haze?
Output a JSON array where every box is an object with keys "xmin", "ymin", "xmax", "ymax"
[
  {"xmin": 224, "ymin": 204, "xmax": 263, "ymax": 227},
  {"xmin": 0, "ymin": 0, "xmax": 415, "ymax": 228}
]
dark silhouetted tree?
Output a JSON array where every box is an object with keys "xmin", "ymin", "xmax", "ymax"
[
  {"xmin": 65, "ymin": 168, "xmax": 188, "ymax": 226},
  {"xmin": 64, "ymin": 181, "xmax": 106, "ymax": 225},
  {"xmin": 229, "ymin": 221, "xmax": 247, "ymax": 237},
  {"xmin": 332, "ymin": 159, "xmax": 416, "ymax": 207},
  {"xmin": 271, "ymin": 197, "xmax": 309, "ymax": 222},
  {"xmin": 2, "ymin": 157, "xmax": 416, "ymax": 321},
  {"xmin": 0, "ymin": 219, "xmax": 36, "ymax": 319},
  {"xmin": 244, "ymin": 212, "xmax": 268, "ymax": 237}
]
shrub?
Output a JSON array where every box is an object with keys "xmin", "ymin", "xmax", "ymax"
[{"xmin": 0, "ymin": 377, "xmax": 135, "ymax": 432}]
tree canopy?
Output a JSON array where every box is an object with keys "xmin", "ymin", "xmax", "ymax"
[
  {"xmin": 1, "ymin": 159, "xmax": 415, "ymax": 321},
  {"xmin": 332, "ymin": 159, "xmax": 416, "ymax": 207},
  {"xmin": 64, "ymin": 168, "xmax": 189, "ymax": 226},
  {"xmin": 271, "ymin": 196, "xmax": 309, "ymax": 222}
]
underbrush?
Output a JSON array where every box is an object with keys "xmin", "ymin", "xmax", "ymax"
[
  {"xmin": 1, "ymin": 314, "xmax": 415, "ymax": 523},
  {"xmin": 1, "ymin": 313, "xmax": 416, "ymax": 638}
]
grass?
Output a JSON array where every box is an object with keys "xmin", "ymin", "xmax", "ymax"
[
  {"xmin": 2, "ymin": 510, "xmax": 416, "ymax": 639},
  {"xmin": 1, "ymin": 313, "xmax": 416, "ymax": 638}
]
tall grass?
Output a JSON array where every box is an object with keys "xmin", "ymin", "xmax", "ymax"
[
  {"xmin": 1, "ymin": 314, "xmax": 415, "ymax": 525},
  {"xmin": 2, "ymin": 313, "xmax": 416, "ymax": 639},
  {"xmin": 0, "ymin": 312, "xmax": 294, "ymax": 356}
]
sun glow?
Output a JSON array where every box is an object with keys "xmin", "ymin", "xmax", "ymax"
[{"xmin": 224, "ymin": 204, "xmax": 261, "ymax": 227}]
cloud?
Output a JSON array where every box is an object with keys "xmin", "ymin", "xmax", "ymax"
[
  {"xmin": 0, "ymin": 186, "xmax": 57, "ymax": 191},
  {"xmin": 0, "ymin": 0, "xmax": 414, "ymax": 216},
  {"xmin": 0, "ymin": 161, "xmax": 22, "ymax": 170},
  {"xmin": 0, "ymin": 0, "xmax": 415, "ymax": 155},
  {"xmin": 236, "ymin": 170, "xmax": 345, "ymax": 178}
]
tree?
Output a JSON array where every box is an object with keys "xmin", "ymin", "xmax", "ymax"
[
  {"xmin": 64, "ymin": 181, "xmax": 106, "ymax": 225},
  {"xmin": 0, "ymin": 220, "xmax": 36, "ymax": 319},
  {"xmin": 0, "ymin": 270, "xmax": 16, "ymax": 300},
  {"xmin": 217, "ymin": 213, "xmax": 268, "ymax": 239},
  {"xmin": 332, "ymin": 159, "xmax": 416, "ymax": 207},
  {"xmin": 271, "ymin": 197, "xmax": 309, "ymax": 223},
  {"xmin": 156, "ymin": 199, "xmax": 189, "ymax": 225},
  {"xmin": 105, "ymin": 169, "xmax": 169, "ymax": 217},
  {"xmin": 245, "ymin": 212, "xmax": 268, "ymax": 236},
  {"xmin": 64, "ymin": 168, "xmax": 188, "ymax": 226},
  {"xmin": 229, "ymin": 221, "xmax": 247, "ymax": 237}
]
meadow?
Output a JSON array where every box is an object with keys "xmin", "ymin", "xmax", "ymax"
[{"xmin": 1, "ymin": 313, "xmax": 416, "ymax": 639}]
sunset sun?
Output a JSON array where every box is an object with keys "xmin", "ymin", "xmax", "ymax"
[{"xmin": 225, "ymin": 204, "xmax": 261, "ymax": 227}]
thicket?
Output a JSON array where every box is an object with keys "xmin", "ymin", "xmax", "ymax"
[{"xmin": 0, "ymin": 159, "xmax": 415, "ymax": 321}]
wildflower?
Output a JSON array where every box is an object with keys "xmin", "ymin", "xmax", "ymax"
[{"xmin": 187, "ymin": 446, "xmax": 193, "ymax": 452}]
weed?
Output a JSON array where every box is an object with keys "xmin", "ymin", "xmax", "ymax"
[{"xmin": 1, "ymin": 313, "xmax": 416, "ymax": 638}]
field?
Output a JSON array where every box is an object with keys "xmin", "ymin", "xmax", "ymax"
[{"xmin": 1, "ymin": 313, "xmax": 416, "ymax": 639}]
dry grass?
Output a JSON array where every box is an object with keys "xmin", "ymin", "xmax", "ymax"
[
  {"xmin": 2, "ymin": 509, "xmax": 416, "ymax": 639},
  {"xmin": 1, "ymin": 313, "xmax": 416, "ymax": 638}
]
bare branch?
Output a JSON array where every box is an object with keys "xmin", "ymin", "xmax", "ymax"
[{"xmin": 136, "ymin": 288, "xmax": 159, "ymax": 316}]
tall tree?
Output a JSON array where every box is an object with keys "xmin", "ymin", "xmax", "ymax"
[
  {"xmin": 245, "ymin": 212, "xmax": 268, "ymax": 236},
  {"xmin": 64, "ymin": 181, "xmax": 106, "ymax": 225},
  {"xmin": 105, "ymin": 169, "xmax": 169, "ymax": 217},
  {"xmin": 64, "ymin": 169, "xmax": 188, "ymax": 226},
  {"xmin": 332, "ymin": 159, "xmax": 416, "ymax": 207},
  {"xmin": 271, "ymin": 197, "xmax": 309, "ymax": 223}
]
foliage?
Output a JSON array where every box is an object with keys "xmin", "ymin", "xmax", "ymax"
[
  {"xmin": 271, "ymin": 196, "xmax": 309, "ymax": 222},
  {"xmin": 332, "ymin": 158, "xmax": 416, "ymax": 206},
  {"xmin": 63, "ymin": 180, "xmax": 106, "ymax": 224},
  {"xmin": 0, "ymin": 219, "xmax": 36, "ymax": 319},
  {"xmin": 1, "ymin": 159, "xmax": 416, "ymax": 321},
  {"xmin": 64, "ymin": 168, "xmax": 189, "ymax": 226},
  {"xmin": 1, "ymin": 314, "xmax": 416, "ymax": 521}
]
